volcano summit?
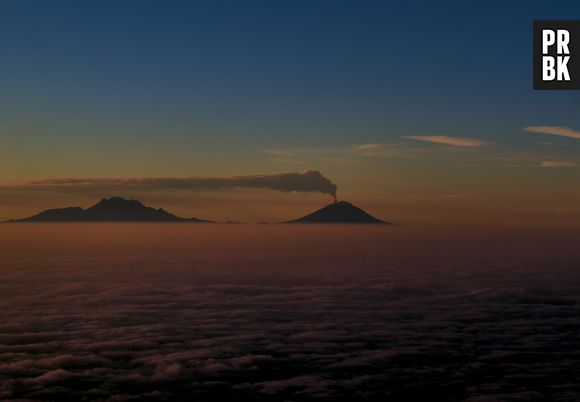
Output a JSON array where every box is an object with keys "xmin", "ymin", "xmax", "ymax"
[{"xmin": 284, "ymin": 201, "xmax": 392, "ymax": 224}]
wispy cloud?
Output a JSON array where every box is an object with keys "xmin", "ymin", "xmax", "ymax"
[
  {"xmin": 524, "ymin": 126, "xmax": 580, "ymax": 140},
  {"xmin": 403, "ymin": 135, "xmax": 489, "ymax": 148},
  {"xmin": 540, "ymin": 161, "xmax": 577, "ymax": 168},
  {"xmin": 350, "ymin": 144, "xmax": 393, "ymax": 157},
  {"xmin": 261, "ymin": 144, "xmax": 395, "ymax": 160},
  {"xmin": 260, "ymin": 149, "xmax": 296, "ymax": 158}
]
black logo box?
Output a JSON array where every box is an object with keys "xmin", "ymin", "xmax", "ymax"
[{"xmin": 533, "ymin": 20, "xmax": 580, "ymax": 90}]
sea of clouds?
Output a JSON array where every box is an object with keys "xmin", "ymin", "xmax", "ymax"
[{"xmin": 1, "ymin": 235, "xmax": 580, "ymax": 401}]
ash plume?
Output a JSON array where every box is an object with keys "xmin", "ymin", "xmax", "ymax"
[{"xmin": 29, "ymin": 170, "xmax": 338, "ymax": 200}]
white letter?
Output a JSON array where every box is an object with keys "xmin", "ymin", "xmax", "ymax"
[
  {"xmin": 543, "ymin": 30, "xmax": 555, "ymax": 54},
  {"xmin": 543, "ymin": 56, "xmax": 555, "ymax": 80},
  {"xmin": 557, "ymin": 56, "xmax": 570, "ymax": 80},
  {"xmin": 557, "ymin": 30, "xmax": 570, "ymax": 54}
]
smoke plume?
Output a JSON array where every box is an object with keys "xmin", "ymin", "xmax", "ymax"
[{"xmin": 29, "ymin": 170, "xmax": 338, "ymax": 200}]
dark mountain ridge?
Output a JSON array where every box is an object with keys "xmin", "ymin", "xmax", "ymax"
[{"xmin": 7, "ymin": 197, "xmax": 211, "ymax": 223}]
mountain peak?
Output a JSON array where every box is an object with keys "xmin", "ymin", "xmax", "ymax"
[
  {"xmin": 8, "ymin": 197, "xmax": 211, "ymax": 223},
  {"xmin": 284, "ymin": 200, "xmax": 392, "ymax": 224},
  {"xmin": 94, "ymin": 196, "xmax": 144, "ymax": 207}
]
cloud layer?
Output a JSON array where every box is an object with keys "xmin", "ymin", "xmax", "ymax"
[
  {"xmin": 540, "ymin": 161, "xmax": 577, "ymax": 168},
  {"xmin": 524, "ymin": 126, "xmax": 580, "ymax": 140},
  {"xmin": 404, "ymin": 135, "xmax": 489, "ymax": 147},
  {"xmin": 1, "ymin": 227, "xmax": 580, "ymax": 401}
]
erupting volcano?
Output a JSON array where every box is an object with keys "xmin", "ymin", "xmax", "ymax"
[{"xmin": 283, "ymin": 201, "xmax": 393, "ymax": 224}]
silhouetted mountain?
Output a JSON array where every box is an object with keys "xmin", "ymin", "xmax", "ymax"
[
  {"xmin": 7, "ymin": 197, "xmax": 212, "ymax": 223},
  {"xmin": 283, "ymin": 201, "xmax": 392, "ymax": 224}
]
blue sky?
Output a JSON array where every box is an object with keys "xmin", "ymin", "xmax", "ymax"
[{"xmin": 2, "ymin": 0, "xmax": 579, "ymax": 151}]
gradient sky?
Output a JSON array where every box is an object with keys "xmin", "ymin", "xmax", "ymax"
[{"xmin": 1, "ymin": 0, "xmax": 580, "ymax": 224}]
